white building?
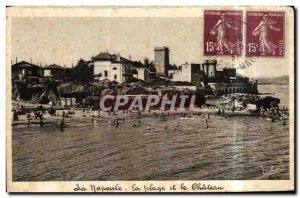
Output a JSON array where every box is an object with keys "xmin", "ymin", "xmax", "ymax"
[
  {"xmin": 171, "ymin": 63, "xmax": 207, "ymax": 86},
  {"xmin": 92, "ymin": 52, "xmax": 140, "ymax": 83}
]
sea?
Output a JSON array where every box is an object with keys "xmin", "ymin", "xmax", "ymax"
[{"xmin": 12, "ymin": 84, "xmax": 290, "ymax": 181}]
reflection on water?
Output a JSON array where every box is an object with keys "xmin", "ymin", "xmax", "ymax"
[{"xmin": 12, "ymin": 84, "xmax": 290, "ymax": 181}]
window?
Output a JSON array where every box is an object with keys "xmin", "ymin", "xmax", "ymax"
[
  {"xmin": 114, "ymin": 75, "xmax": 117, "ymax": 80},
  {"xmin": 104, "ymin": 70, "xmax": 108, "ymax": 77},
  {"xmin": 113, "ymin": 67, "xmax": 117, "ymax": 70}
]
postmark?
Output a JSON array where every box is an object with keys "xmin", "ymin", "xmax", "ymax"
[
  {"xmin": 246, "ymin": 11, "xmax": 285, "ymax": 57},
  {"xmin": 204, "ymin": 10, "xmax": 243, "ymax": 56}
]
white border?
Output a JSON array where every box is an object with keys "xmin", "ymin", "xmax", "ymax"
[{"xmin": 1, "ymin": 1, "xmax": 298, "ymax": 198}]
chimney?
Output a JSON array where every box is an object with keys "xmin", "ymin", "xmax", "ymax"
[
  {"xmin": 11, "ymin": 60, "xmax": 12, "ymax": 66},
  {"xmin": 15, "ymin": 57, "xmax": 17, "ymax": 64},
  {"xmin": 30, "ymin": 58, "xmax": 32, "ymax": 64}
]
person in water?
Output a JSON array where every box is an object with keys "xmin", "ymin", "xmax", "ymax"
[
  {"xmin": 115, "ymin": 120, "xmax": 119, "ymax": 128},
  {"xmin": 133, "ymin": 122, "xmax": 137, "ymax": 127},
  {"xmin": 164, "ymin": 124, "xmax": 167, "ymax": 129},
  {"xmin": 147, "ymin": 125, "xmax": 152, "ymax": 130}
]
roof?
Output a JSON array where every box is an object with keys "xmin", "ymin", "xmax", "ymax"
[
  {"xmin": 93, "ymin": 52, "xmax": 133, "ymax": 64},
  {"xmin": 44, "ymin": 64, "xmax": 65, "ymax": 70},
  {"xmin": 12, "ymin": 61, "xmax": 39, "ymax": 69},
  {"xmin": 93, "ymin": 52, "xmax": 114, "ymax": 61}
]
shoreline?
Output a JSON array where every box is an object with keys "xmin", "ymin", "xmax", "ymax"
[{"xmin": 12, "ymin": 107, "xmax": 261, "ymax": 127}]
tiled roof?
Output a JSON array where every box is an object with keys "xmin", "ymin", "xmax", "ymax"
[
  {"xmin": 93, "ymin": 52, "xmax": 114, "ymax": 61},
  {"xmin": 12, "ymin": 61, "xmax": 39, "ymax": 68},
  {"xmin": 93, "ymin": 52, "xmax": 133, "ymax": 63}
]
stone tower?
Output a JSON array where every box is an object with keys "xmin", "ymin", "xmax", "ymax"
[
  {"xmin": 154, "ymin": 47, "xmax": 169, "ymax": 76},
  {"xmin": 203, "ymin": 60, "xmax": 217, "ymax": 78}
]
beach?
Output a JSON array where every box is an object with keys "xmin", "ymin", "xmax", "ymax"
[{"xmin": 11, "ymin": 84, "xmax": 290, "ymax": 181}]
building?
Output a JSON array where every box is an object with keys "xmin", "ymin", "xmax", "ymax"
[
  {"xmin": 12, "ymin": 61, "xmax": 41, "ymax": 82},
  {"xmin": 43, "ymin": 64, "xmax": 66, "ymax": 80},
  {"xmin": 154, "ymin": 47, "xmax": 169, "ymax": 76},
  {"xmin": 171, "ymin": 63, "xmax": 207, "ymax": 86},
  {"xmin": 202, "ymin": 60, "xmax": 217, "ymax": 78},
  {"xmin": 92, "ymin": 52, "xmax": 141, "ymax": 83}
]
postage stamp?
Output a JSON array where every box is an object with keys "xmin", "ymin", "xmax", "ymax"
[
  {"xmin": 204, "ymin": 10, "xmax": 243, "ymax": 56},
  {"xmin": 6, "ymin": 6, "xmax": 294, "ymax": 193},
  {"xmin": 246, "ymin": 11, "xmax": 285, "ymax": 57}
]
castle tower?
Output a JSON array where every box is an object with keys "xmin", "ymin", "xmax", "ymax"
[
  {"xmin": 154, "ymin": 47, "xmax": 169, "ymax": 76},
  {"xmin": 203, "ymin": 60, "xmax": 217, "ymax": 78}
]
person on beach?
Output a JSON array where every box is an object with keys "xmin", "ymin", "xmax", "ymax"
[
  {"xmin": 176, "ymin": 122, "xmax": 180, "ymax": 127},
  {"xmin": 271, "ymin": 116, "xmax": 275, "ymax": 122},
  {"xmin": 60, "ymin": 118, "xmax": 65, "ymax": 132},
  {"xmin": 92, "ymin": 118, "xmax": 97, "ymax": 125},
  {"xmin": 38, "ymin": 112, "xmax": 44, "ymax": 127},
  {"xmin": 206, "ymin": 123, "xmax": 209, "ymax": 129},
  {"xmin": 13, "ymin": 110, "xmax": 19, "ymax": 121},
  {"xmin": 205, "ymin": 118, "xmax": 208, "ymax": 124},
  {"xmin": 164, "ymin": 124, "xmax": 167, "ymax": 130},
  {"xmin": 217, "ymin": 108, "xmax": 221, "ymax": 115},
  {"xmin": 26, "ymin": 113, "xmax": 32, "ymax": 127}
]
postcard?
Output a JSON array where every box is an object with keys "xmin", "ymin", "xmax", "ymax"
[{"xmin": 6, "ymin": 6, "xmax": 295, "ymax": 193}]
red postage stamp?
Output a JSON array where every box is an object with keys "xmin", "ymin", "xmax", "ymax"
[
  {"xmin": 246, "ymin": 11, "xmax": 285, "ymax": 57},
  {"xmin": 204, "ymin": 10, "xmax": 243, "ymax": 56}
]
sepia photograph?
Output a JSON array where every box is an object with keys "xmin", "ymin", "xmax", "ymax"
[{"xmin": 6, "ymin": 6, "xmax": 294, "ymax": 192}]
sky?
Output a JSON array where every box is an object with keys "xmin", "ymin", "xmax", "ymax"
[{"xmin": 11, "ymin": 17, "xmax": 290, "ymax": 78}]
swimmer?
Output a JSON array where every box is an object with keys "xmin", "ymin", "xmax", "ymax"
[
  {"xmin": 133, "ymin": 122, "xmax": 137, "ymax": 127},
  {"xmin": 147, "ymin": 125, "xmax": 152, "ymax": 130},
  {"xmin": 115, "ymin": 120, "xmax": 119, "ymax": 128}
]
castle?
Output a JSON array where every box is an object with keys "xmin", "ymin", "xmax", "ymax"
[{"xmin": 11, "ymin": 46, "xmax": 258, "ymax": 96}]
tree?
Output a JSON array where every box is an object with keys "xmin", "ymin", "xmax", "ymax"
[
  {"xmin": 143, "ymin": 57, "xmax": 155, "ymax": 71},
  {"xmin": 71, "ymin": 59, "xmax": 93, "ymax": 83}
]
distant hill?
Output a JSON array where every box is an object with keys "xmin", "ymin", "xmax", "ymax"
[{"xmin": 254, "ymin": 75, "xmax": 289, "ymax": 85}]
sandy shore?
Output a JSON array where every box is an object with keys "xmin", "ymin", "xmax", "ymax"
[{"xmin": 12, "ymin": 107, "xmax": 261, "ymax": 127}]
